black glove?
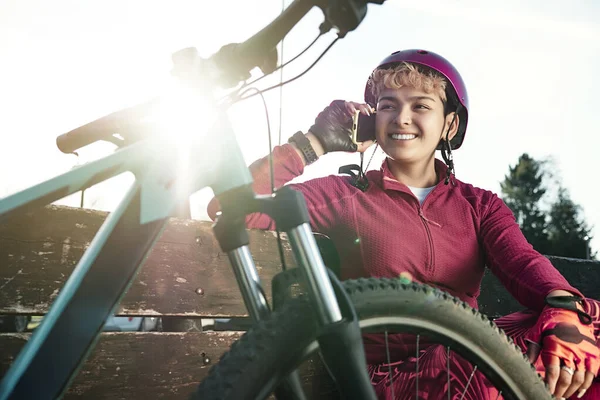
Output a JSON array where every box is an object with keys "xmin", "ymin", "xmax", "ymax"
[{"xmin": 309, "ymin": 100, "xmax": 357, "ymax": 153}]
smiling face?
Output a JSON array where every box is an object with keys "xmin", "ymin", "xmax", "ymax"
[
  {"xmin": 370, "ymin": 62, "xmax": 459, "ymax": 169},
  {"xmin": 375, "ymin": 86, "xmax": 456, "ymax": 165}
]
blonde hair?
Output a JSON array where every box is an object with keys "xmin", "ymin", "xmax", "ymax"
[{"xmin": 367, "ymin": 62, "xmax": 447, "ymax": 104}]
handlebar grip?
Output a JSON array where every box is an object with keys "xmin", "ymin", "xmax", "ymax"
[
  {"xmin": 56, "ymin": 118, "xmax": 115, "ymax": 154},
  {"xmin": 55, "ymin": 97, "xmax": 161, "ymax": 154}
]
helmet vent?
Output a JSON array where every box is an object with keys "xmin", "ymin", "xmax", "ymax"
[{"xmin": 417, "ymin": 50, "xmax": 428, "ymax": 54}]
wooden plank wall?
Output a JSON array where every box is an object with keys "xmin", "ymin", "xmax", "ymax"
[{"xmin": 0, "ymin": 205, "xmax": 296, "ymax": 317}]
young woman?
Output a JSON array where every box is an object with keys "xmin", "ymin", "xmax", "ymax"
[{"xmin": 208, "ymin": 49, "xmax": 599, "ymax": 399}]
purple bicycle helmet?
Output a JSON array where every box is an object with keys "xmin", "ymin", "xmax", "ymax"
[{"xmin": 364, "ymin": 49, "xmax": 469, "ymax": 150}]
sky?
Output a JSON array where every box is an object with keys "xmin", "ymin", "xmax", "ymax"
[{"xmin": 1, "ymin": 0, "xmax": 600, "ymax": 250}]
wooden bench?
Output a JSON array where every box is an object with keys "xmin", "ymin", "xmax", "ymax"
[{"xmin": 1, "ymin": 205, "xmax": 599, "ymax": 399}]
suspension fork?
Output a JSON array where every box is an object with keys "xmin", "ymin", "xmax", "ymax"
[
  {"xmin": 213, "ymin": 185, "xmax": 306, "ymax": 399},
  {"xmin": 213, "ymin": 185, "xmax": 376, "ymax": 399}
]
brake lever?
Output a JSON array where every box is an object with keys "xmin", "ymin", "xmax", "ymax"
[
  {"xmin": 321, "ymin": 0, "xmax": 385, "ymax": 37},
  {"xmin": 322, "ymin": 0, "xmax": 367, "ymax": 37}
]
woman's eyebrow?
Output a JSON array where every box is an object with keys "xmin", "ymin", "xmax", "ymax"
[
  {"xmin": 379, "ymin": 95, "xmax": 437, "ymax": 103},
  {"xmin": 409, "ymin": 96, "xmax": 437, "ymax": 102}
]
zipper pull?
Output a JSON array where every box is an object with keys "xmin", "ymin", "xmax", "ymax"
[{"xmin": 418, "ymin": 208, "xmax": 441, "ymax": 227}]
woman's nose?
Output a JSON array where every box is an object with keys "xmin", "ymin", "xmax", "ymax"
[{"xmin": 393, "ymin": 108, "xmax": 411, "ymax": 125}]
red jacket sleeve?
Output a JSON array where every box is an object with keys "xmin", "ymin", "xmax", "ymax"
[{"xmin": 480, "ymin": 192, "xmax": 583, "ymax": 312}]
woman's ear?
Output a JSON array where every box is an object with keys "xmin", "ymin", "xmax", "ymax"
[{"xmin": 442, "ymin": 112, "xmax": 460, "ymax": 142}]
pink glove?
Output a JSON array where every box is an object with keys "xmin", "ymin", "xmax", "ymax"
[{"xmin": 526, "ymin": 296, "xmax": 599, "ymax": 398}]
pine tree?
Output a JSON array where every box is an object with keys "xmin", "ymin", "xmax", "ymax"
[
  {"xmin": 547, "ymin": 187, "xmax": 593, "ymax": 259},
  {"xmin": 500, "ymin": 153, "xmax": 551, "ymax": 254}
]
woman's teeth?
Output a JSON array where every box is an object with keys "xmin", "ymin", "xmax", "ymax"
[{"xmin": 390, "ymin": 134, "xmax": 417, "ymax": 140}]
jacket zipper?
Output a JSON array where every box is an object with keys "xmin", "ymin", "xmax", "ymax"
[{"xmin": 418, "ymin": 207, "xmax": 436, "ymax": 273}]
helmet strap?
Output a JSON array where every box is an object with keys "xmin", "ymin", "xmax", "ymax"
[
  {"xmin": 441, "ymin": 138, "xmax": 455, "ymax": 186},
  {"xmin": 360, "ymin": 143, "xmax": 379, "ymax": 178},
  {"xmin": 441, "ymin": 110, "xmax": 459, "ymax": 185}
]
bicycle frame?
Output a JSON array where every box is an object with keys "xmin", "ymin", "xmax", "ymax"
[
  {"xmin": 0, "ymin": 103, "xmax": 347, "ymax": 399},
  {"xmin": 0, "ymin": 1, "xmax": 383, "ymax": 398}
]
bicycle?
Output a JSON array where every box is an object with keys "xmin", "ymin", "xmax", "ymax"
[{"xmin": 0, "ymin": 1, "xmax": 552, "ymax": 399}]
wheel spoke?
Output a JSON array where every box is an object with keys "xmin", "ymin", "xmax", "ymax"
[
  {"xmin": 415, "ymin": 334, "xmax": 420, "ymax": 399},
  {"xmin": 447, "ymin": 346, "xmax": 451, "ymax": 400},
  {"xmin": 458, "ymin": 365, "xmax": 477, "ymax": 400},
  {"xmin": 384, "ymin": 329, "xmax": 395, "ymax": 400}
]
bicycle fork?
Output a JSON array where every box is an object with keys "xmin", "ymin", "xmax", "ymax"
[{"xmin": 213, "ymin": 185, "xmax": 376, "ymax": 400}]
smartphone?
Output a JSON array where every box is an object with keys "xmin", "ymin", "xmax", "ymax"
[{"xmin": 351, "ymin": 110, "xmax": 376, "ymax": 144}]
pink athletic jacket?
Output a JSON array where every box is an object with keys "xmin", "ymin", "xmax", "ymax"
[{"xmin": 208, "ymin": 144, "xmax": 581, "ymax": 311}]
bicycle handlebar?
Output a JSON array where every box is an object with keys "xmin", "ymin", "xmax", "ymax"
[
  {"xmin": 204, "ymin": 0, "xmax": 384, "ymax": 87},
  {"xmin": 208, "ymin": 0, "xmax": 317, "ymax": 87},
  {"xmin": 55, "ymin": 0, "xmax": 383, "ymax": 154}
]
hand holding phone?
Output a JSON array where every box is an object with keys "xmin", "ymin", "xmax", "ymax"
[{"xmin": 351, "ymin": 109, "xmax": 376, "ymax": 145}]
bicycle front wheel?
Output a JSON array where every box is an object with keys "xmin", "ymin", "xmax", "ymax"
[{"xmin": 193, "ymin": 278, "xmax": 551, "ymax": 400}]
